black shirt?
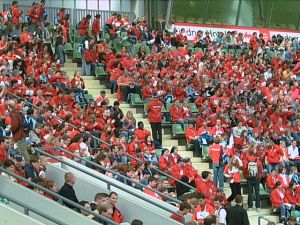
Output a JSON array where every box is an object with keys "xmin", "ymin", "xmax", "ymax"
[{"xmin": 58, "ymin": 183, "xmax": 79, "ymax": 209}]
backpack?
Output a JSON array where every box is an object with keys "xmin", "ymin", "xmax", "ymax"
[{"xmin": 248, "ymin": 161, "xmax": 258, "ymax": 180}]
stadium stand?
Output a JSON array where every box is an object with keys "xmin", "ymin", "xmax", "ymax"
[{"xmin": 0, "ymin": 0, "xmax": 300, "ymax": 225}]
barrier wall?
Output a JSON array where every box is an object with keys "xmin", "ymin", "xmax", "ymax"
[
  {"xmin": 176, "ymin": 23, "xmax": 300, "ymax": 42},
  {"xmin": 46, "ymin": 160, "xmax": 186, "ymax": 225}
]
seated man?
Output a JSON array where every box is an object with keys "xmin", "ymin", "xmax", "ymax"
[
  {"xmin": 169, "ymin": 99, "xmax": 187, "ymax": 127},
  {"xmin": 58, "ymin": 172, "xmax": 79, "ymax": 209},
  {"xmin": 185, "ymin": 123, "xmax": 202, "ymax": 157}
]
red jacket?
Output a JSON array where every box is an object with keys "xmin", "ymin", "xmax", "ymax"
[
  {"xmin": 134, "ymin": 128, "xmax": 150, "ymax": 143},
  {"xmin": 171, "ymin": 164, "xmax": 183, "ymax": 180},
  {"xmin": 112, "ymin": 207, "xmax": 125, "ymax": 224},
  {"xmin": 28, "ymin": 6, "xmax": 38, "ymax": 24},
  {"xmin": 208, "ymin": 144, "xmax": 222, "ymax": 163},
  {"xmin": 0, "ymin": 145, "xmax": 8, "ymax": 161},
  {"xmin": 78, "ymin": 17, "xmax": 89, "ymax": 36},
  {"xmin": 277, "ymin": 174, "xmax": 290, "ymax": 189},
  {"xmin": 185, "ymin": 127, "xmax": 198, "ymax": 143},
  {"xmin": 183, "ymin": 164, "xmax": 198, "ymax": 182},
  {"xmin": 242, "ymin": 153, "xmax": 263, "ymax": 180},
  {"xmin": 284, "ymin": 189, "xmax": 297, "ymax": 205},
  {"xmin": 84, "ymin": 49, "xmax": 94, "ymax": 64},
  {"xmin": 266, "ymin": 146, "xmax": 283, "ymax": 165},
  {"xmin": 192, "ymin": 204, "xmax": 215, "ymax": 222},
  {"xmin": 266, "ymin": 174, "xmax": 278, "ymax": 190},
  {"xmin": 143, "ymin": 188, "xmax": 163, "ymax": 200},
  {"xmin": 169, "ymin": 104, "xmax": 185, "ymax": 122},
  {"xmin": 92, "ymin": 18, "xmax": 101, "ymax": 36},
  {"xmin": 170, "ymin": 213, "xmax": 184, "ymax": 223},
  {"xmin": 11, "ymin": 5, "xmax": 22, "ymax": 25},
  {"xmin": 159, "ymin": 155, "xmax": 170, "ymax": 173},
  {"xmin": 224, "ymin": 164, "xmax": 241, "ymax": 183},
  {"xmin": 270, "ymin": 189, "xmax": 285, "ymax": 208},
  {"xmin": 147, "ymin": 99, "xmax": 163, "ymax": 123}
]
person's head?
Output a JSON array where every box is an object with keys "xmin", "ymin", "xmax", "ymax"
[
  {"xmin": 291, "ymin": 140, "xmax": 297, "ymax": 147},
  {"xmin": 94, "ymin": 192, "xmax": 108, "ymax": 205},
  {"xmin": 179, "ymin": 202, "xmax": 191, "ymax": 215},
  {"xmin": 278, "ymin": 166, "xmax": 286, "ymax": 175},
  {"xmin": 45, "ymin": 180, "xmax": 57, "ymax": 192},
  {"xmin": 98, "ymin": 203, "xmax": 113, "ymax": 218},
  {"xmin": 64, "ymin": 172, "xmax": 76, "ymax": 186},
  {"xmin": 288, "ymin": 216, "xmax": 297, "ymax": 225},
  {"xmin": 3, "ymin": 160, "xmax": 15, "ymax": 173},
  {"xmin": 148, "ymin": 176, "xmax": 158, "ymax": 189},
  {"xmin": 234, "ymin": 194, "xmax": 243, "ymax": 205},
  {"xmin": 138, "ymin": 121, "xmax": 144, "ymax": 129},
  {"xmin": 201, "ymin": 171, "xmax": 211, "ymax": 181},
  {"xmin": 204, "ymin": 215, "xmax": 217, "ymax": 225},
  {"xmin": 197, "ymin": 193, "xmax": 206, "ymax": 206},
  {"xmin": 131, "ymin": 219, "xmax": 144, "ymax": 225},
  {"xmin": 108, "ymin": 191, "xmax": 118, "ymax": 206},
  {"xmin": 184, "ymin": 221, "xmax": 198, "ymax": 225},
  {"xmin": 0, "ymin": 137, "xmax": 10, "ymax": 149},
  {"xmin": 86, "ymin": 14, "xmax": 91, "ymax": 20},
  {"xmin": 170, "ymin": 146, "xmax": 178, "ymax": 154},
  {"xmin": 162, "ymin": 148, "xmax": 169, "ymax": 157},
  {"xmin": 30, "ymin": 155, "xmax": 40, "ymax": 170},
  {"xmin": 79, "ymin": 201, "xmax": 91, "ymax": 216}
]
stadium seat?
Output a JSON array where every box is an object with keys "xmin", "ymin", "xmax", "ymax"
[
  {"xmin": 95, "ymin": 66, "xmax": 107, "ymax": 78},
  {"xmin": 189, "ymin": 103, "xmax": 199, "ymax": 114},
  {"xmin": 63, "ymin": 43, "xmax": 74, "ymax": 51},
  {"xmin": 131, "ymin": 93, "xmax": 143, "ymax": 106},
  {"xmin": 84, "ymin": 94, "xmax": 94, "ymax": 102},
  {"xmin": 172, "ymin": 124, "xmax": 185, "ymax": 137}
]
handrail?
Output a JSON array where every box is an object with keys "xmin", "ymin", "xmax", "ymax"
[
  {"xmin": 34, "ymin": 147, "xmax": 184, "ymax": 219},
  {"xmin": 6, "ymin": 90, "xmax": 111, "ymax": 147},
  {"xmin": 124, "ymin": 153, "xmax": 196, "ymax": 191},
  {"xmin": 0, "ymin": 193, "xmax": 68, "ymax": 225},
  {"xmin": 0, "ymin": 167, "xmax": 119, "ymax": 225},
  {"xmin": 258, "ymin": 216, "xmax": 276, "ymax": 225}
]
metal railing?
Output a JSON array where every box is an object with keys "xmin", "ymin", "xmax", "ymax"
[
  {"xmin": 3, "ymin": 4, "xmax": 136, "ymax": 27},
  {"xmin": 0, "ymin": 167, "xmax": 119, "ymax": 225},
  {"xmin": 124, "ymin": 152, "xmax": 196, "ymax": 191},
  {"xmin": 0, "ymin": 193, "xmax": 68, "ymax": 225},
  {"xmin": 35, "ymin": 146, "xmax": 184, "ymax": 219},
  {"xmin": 6, "ymin": 90, "xmax": 110, "ymax": 147},
  {"xmin": 258, "ymin": 216, "xmax": 276, "ymax": 225},
  {"xmin": 6, "ymin": 89, "xmax": 196, "ymax": 193}
]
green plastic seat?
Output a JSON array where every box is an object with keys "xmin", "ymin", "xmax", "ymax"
[
  {"xmin": 202, "ymin": 145, "xmax": 209, "ymax": 158},
  {"xmin": 228, "ymin": 49, "xmax": 235, "ymax": 55},
  {"xmin": 172, "ymin": 124, "xmax": 185, "ymax": 137},
  {"xmin": 131, "ymin": 93, "xmax": 143, "ymax": 106},
  {"xmin": 64, "ymin": 43, "xmax": 74, "ymax": 51},
  {"xmin": 73, "ymin": 50, "xmax": 82, "ymax": 60},
  {"xmin": 235, "ymin": 49, "xmax": 243, "ymax": 57},
  {"xmin": 156, "ymin": 149, "xmax": 163, "ymax": 158},
  {"xmin": 259, "ymin": 183, "xmax": 270, "ymax": 196},
  {"xmin": 84, "ymin": 94, "xmax": 94, "ymax": 102},
  {"xmin": 95, "ymin": 66, "xmax": 107, "ymax": 77},
  {"xmin": 189, "ymin": 103, "xmax": 199, "ymax": 114},
  {"xmin": 145, "ymin": 45, "xmax": 151, "ymax": 54},
  {"xmin": 194, "ymin": 47, "xmax": 203, "ymax": 53}
]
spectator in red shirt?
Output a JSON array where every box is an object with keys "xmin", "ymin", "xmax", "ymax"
[
  {"xmin": 0, "ymin": 137, "xmax": 10, "ymax": 161},
  {"xmin": 169, "ymin": 99, "xmax": 187, "ymax": 128},
  {"xmin": 11, "ymin": 1, "xmax": 23, "ymax": 29},
  {"xmin": 78, "ymin": 14, "xmax": 91, "ymax": 37},
  {"xmin": 266, "ymin": 169, "xmax": 278, "ymax": 191},
  {"xmin": 170, "ymin": 202, "xmax": 191, "ymax": 223},
  {"xmin": 192, "ymin": 193, "xmax": 215, "ymax": 223},
  {"xmin": 92, "ymin": 14, "xmax": 101, "ymax": 42},
  {"xmin": 147, "ymin": 95, "xmax": 163, "ymax": 145},
  {"xmin": 28, "ymin": 2, "xmax": 39, "ymax": 33}
]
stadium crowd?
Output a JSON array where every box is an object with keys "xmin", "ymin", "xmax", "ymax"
[{"xmin": 0, "ymin": 0, "xmax": 300, "ymax": 225}]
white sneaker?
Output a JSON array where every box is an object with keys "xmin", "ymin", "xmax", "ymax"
[
  {"xmin": 248, "ymin": 207, "xmax": 253, "ymax": 211},
  {"xmin": 256, "ymin": 208, "xmax": 261, "ymax": 212}
]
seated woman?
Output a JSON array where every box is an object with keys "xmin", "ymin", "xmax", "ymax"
[{"xmin": 270, "ymin": 181, "xmax": 295, "ymax": 223}]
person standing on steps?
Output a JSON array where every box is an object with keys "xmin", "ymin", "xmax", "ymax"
[
  {"xmin": 226, "ymin": 195, "xmax": 250, "ymax": 225},
  {"xmin": 147, "ymin": 94, "xmax": 163, "ymax": 147},
  {"xmin": 209, "ymin": 138, "xmax": 224, "ymax": 192}
]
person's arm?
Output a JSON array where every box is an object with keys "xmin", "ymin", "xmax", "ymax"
[{"xmin": 242, "ymin": 209, "xmax": 250, "ymax": 225}]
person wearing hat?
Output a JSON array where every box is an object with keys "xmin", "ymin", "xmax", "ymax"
[
  {"xmin": 147, "ymin": 93, "xmax": 163, "ymax": 146},
  {"xmin": 92, "ymin": 14, "xmax": 102, "ymax": 42}
]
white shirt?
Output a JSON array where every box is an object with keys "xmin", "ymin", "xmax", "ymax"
[
  {"xmin": 215, "ymin": 207, "xmax": 227, "ymax": 225},
  {"xmin": 288, "ymin": 145, "xmax": 299, "ymax": 159}
]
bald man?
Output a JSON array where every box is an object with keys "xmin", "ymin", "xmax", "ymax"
[
  {"xmin": 9, "ymin": 100, "xmax": 29, "ymax": 162},
  {"xmin": 58, "ymin": 172, "xmax": 79, "ymax": 209}
]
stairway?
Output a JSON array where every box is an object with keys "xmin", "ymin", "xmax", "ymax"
[{"xmin": 62, "ymin": 60, "xmax": 280, "ymax": 225}]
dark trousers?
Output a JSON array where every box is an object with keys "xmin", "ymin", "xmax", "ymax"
[
  {"xmin": 227, "ymin": 182, "xmax": 241, "ymax": 202},
  {"xmin": 150, "ymin": 122, "xmax": 162, "ymax": 145},
  {"xmin": 120, "ymin": 85, "xmax": 142, "ymax": 102},
  {"xmin": 191, "ymin": 139, "xmax": 202, "ymax": 157},
  {"xmin": 247, "ymin": 179, "xmax": 260, "ymax": 208}
]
